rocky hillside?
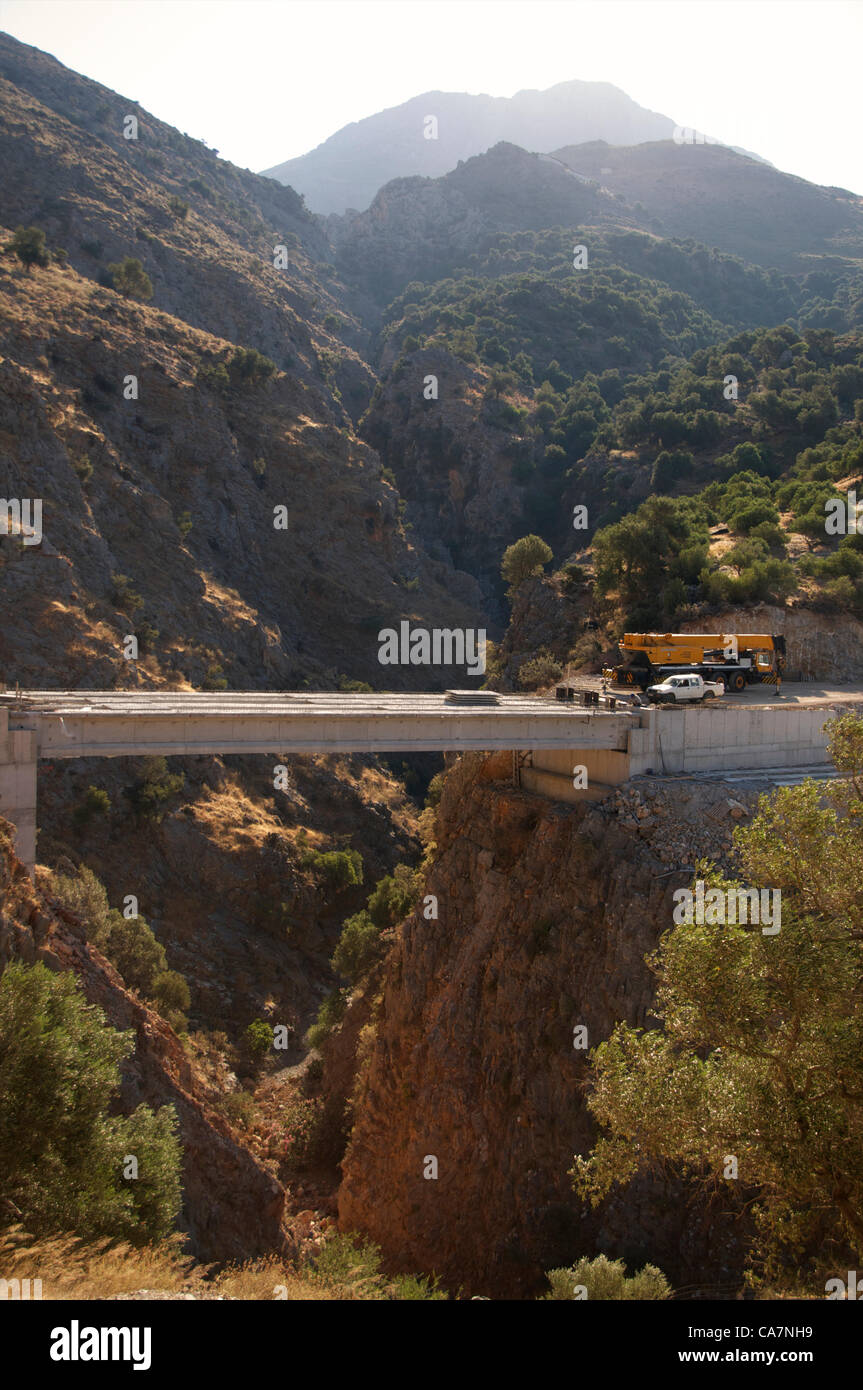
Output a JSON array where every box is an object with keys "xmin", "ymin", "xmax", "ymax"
[
  {"xmin": 36, "ymin": 749, "xmax": 422, "ymax": 1044},
  {"xmin": 0, "ymin": 250, "xmax": 480, "ymax": 692}
]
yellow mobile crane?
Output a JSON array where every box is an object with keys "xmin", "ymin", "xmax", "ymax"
[{"xmin": 603, "ymin": 632, "xmax": 786, "ymax": 692}]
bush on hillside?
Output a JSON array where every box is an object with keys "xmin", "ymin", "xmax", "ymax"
[
  {"xmin": 542, "ymin": 1254, "xmax": 670, "ymax": 1300},
  {"xmin": 0, "ymin": 961, "xmax": 181, "ymax": 1243},
  {"xmin": 107, "ymin": 257, "xmax": 153, "ymax": 301},
  {"xmin": 501, "ymin": 534, "xmax": 553, "ymax": 594},
  {"xmin": 517, "ymin": 653, "xmax": 563, "ymax": 690},
  {"xmin": 8, "ymin": 225, "xmax": 50, "ymax": 271},
  {"xmin": 126, "ymin": 757, "xmax": 186, "ymax": 821},
  {"xmin": 301, "ymin": 847, "xmax": 363, "ymax": 890},
  {"xmin": 72, "ymin": 785, "xmax": 111, "ymax": 829}
]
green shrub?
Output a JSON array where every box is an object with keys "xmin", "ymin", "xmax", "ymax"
[
  {"xmin": 332, "ymin": 865, "xmax": 418, "ymax": 984},
  {"xmin": 302, "ymin": 848, "xmax": 363, "ymax": 890},
  {"xmin": 111, "ymin": 572, "xmax": 144, "ymax": 614},
  {"xmin": 203, "ymin": 663, "xmax": 228, "ymax": 690},
  {"xmin": 72, "ymin": 785, "xmax": 111, "ymax": 830},
  {"xmin": 107, "ymin": 257, "xmax": 153, "ymax": 301},
  {"xmin": 0, "ymin": 961, "xmax": 182, "ymax": 1242},
  {"xmin": 137, "ymin": 622, "xmax": 160, "ymax": 655},
  {"xmin": 308, "ymin": 1231, "xmax": 446, "ymax": 1300},
  {"xmin": 305, "ymin": 989, "xmax": 348, "ymax": 1049},
  {"xmin": 651, "ymin": 449, "xmax": 693, "ymax": 492},
  {"xmin": 8, "ymin": 225, "xmax": 50, "ymax": 271},
  {"xmin": 727, "ymin": 499, "xmax": 779, "ymax": 534},
  {"xmin": 425, "ymin": 772, "xmax": 445, "ymax": 809},
  {"xmin": 559, "ymin": 562, "xmax": 588, "ymax": 593},
  {"xmin": 51, "ymin": 864, "xmax": 110, "ymax": 929},
  {"xmin": 51, "ymin": 867, "xmax": 173, "ymax": 1001},
  {"xmin": 662, "ymin": 576, "xmax": 688, "ymax": 620},
  {"xmin": 822, "ymin": 575, "xmax": 858, "ymax": 610},
  {"xmin": 151, "ymin": 970, "xmax": 191, "ymax": 1018},
  {"xmin": 332, "ymin": 910, "xmax": 382, "ymax": 984},
  {"xmin": 196, "ymin": 361, "xmax": 230, "ymax": 393},
  {"xmin": 245, "ymin": 1019, "xmax": 272, "ymax": 1057},
  {"xmin": 126, "ymin": 756, "xmax": 185, "ymax": 820},
  {"xmin": 501, "ymin": 534, "xmax": 553, "ymax": 593},
  {"xmin": 366, "ymin": 865, "xmax": 418, "ymax": 927},
  {"xmin": 517, "ymin": 652, "xmax": 563, "ymax": 690},
  {"xmin": 280, "ymin": 1093, "xmax": 327, "ymax": 1169},
  {"xmin": 219, "ymin": 1090, "xmax": 258, "ymax": 1132},
  {"xmin": 167, "ymin": 195, "xmax": 189, "ymax": 220},
  {"xmin": 542, "ymin": 1254, "xmax": 669, "ymax": 1300},
  {"xmin": 101, "ymin": 911, "xmax": 168, "ymax": 994},
  {"xmin": 228, "ymin": 347, "xmax": 277, "ymax": 386}
]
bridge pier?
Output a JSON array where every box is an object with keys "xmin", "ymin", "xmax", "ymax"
[{"xmin": 0, "ymin": 708, "xmax": 38, "ymax": 874}]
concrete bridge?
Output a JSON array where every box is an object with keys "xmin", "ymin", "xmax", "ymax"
[
  {"xmin": 1, "ymin": 686, "xmax": 856, "ymax": 874},
  {"xmin": 0, "ymin": 689, "xmax": 634, "ymax": 872}
]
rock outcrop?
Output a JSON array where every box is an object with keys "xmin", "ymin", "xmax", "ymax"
[
  {"xmin": 338, "ymin": 753, "xmax": 753, "ymax": 1297},
  {"xmin": 682, "ymin": 605, "xmax": 863, "ymax": 683}
]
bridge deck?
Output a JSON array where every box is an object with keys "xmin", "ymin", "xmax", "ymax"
[{"xmin": 2, "ymin": 690, "xmax": 634, "ymax": 756}]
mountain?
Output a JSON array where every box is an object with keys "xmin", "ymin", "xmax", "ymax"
[
  {"xmin": 554, "ymin": 140, "xmax": 863, "ymax": 269},
  {"xmin": 260, "ymin": 80, "xmax": 677, "ymax": 213}
]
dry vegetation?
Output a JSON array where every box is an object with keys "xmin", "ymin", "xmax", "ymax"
[{"xmin": 0, "ymin": 1226, "xmax": 382, "ymax": 1301}]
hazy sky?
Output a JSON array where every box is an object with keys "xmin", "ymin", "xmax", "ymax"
[{"xmin": 1, "ymin": 0, "xmax": 861, "ymax": 192}]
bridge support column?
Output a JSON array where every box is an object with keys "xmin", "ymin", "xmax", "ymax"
[{"xmin": 0, "ymin": 709, "xmax": 37, "ymax": 875}]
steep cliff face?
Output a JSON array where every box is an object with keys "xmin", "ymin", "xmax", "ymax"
[
  {"xmin": 0, "ymin": 817, "xmax": 286, "ymax": 1263},
  {"xmin": 338, "ymin": 754, "xmax": 752, "ymax": 1297},
  {"xmin": 493, "ymin": 573, "xmax": 596, "ymax": 687},
  {"xmin": 361, "ymin": 347, "xmax": 533, "ymax": 615}
]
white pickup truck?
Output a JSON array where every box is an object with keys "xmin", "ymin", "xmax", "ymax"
[{"xmin": 646, "ymin": 673, "xmax": 724, "ymax": 704}]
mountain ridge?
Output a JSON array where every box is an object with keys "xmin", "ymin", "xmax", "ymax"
[{"xmin": 260, "ymin": 78, "xmax": 679, "ymax": 213}]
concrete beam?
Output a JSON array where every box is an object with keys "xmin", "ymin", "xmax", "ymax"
[
  {"xmin": 5, "ymin": 692, "xmax": 636, "ymax": 757},
  {"xmin": 0, "ymin": 709, "xmax": 37, "ymax": 873}
]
